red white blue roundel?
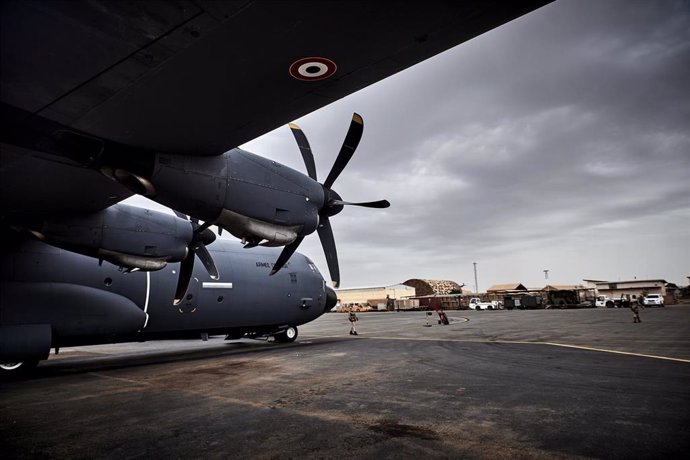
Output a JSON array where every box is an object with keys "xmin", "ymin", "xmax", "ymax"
[{"xmin": 289, "ymin": 57, "xmax": 337, "ymax": 81}]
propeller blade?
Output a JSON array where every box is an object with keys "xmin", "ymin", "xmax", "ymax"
[
  {"xmin": 289, "ymin": 123, "xmax": 317, "ymax": 181},
  {"xmin": 317, "ymin": 215, "xmax": 340, "ymax": 288},
  {"xmin": 196, "ymin": 221, "xmax": 212, "ymax": 233},
  {"xmin": 173, "ymin": 252, "xmax": 195, "ymax": 305},
  {"xmin": 168, "ymin": 213, "xmax": 219, "ymax": 301},
  {"xmin": 330, "ymin": 199, "xmax": 390, "ymax": 209},
  {"xmin": 323, "ymin": 113, "xmax": 364, "ymax": 189},
  {"xmin": 194, "ymin": 243, "xmax": 219, "ymax": 280},
  {"xmin": 196, "ymin": 225, "xmax": 216, "ymax": 246},
  {"xmin": 270, "ymin": 236, "xmax": 304, "ymax": 276}
]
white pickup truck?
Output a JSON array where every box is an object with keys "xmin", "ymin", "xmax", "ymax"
[
  {"xmin": 596, "ymin": 295, "xmax": 635, "ymax": 308},
  {"xmin": 469, "ymin": 298, "xmax": 500, "ymax": 310}
]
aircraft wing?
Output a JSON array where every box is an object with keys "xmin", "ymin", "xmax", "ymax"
[{"xmin": 1, "ymin": 0, "xmax": 551, "ymax": 158}]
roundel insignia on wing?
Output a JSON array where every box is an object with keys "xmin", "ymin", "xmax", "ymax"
[{"xmin": 289, "ymin": 57, "xmax": 337, "ymax": 81}]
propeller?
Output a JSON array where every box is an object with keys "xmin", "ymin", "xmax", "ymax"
[
  {"xmin": 271, "ymin": 113, "xmax": 390, "ymax": 287},
  {"xmin": 172, "ymin": 211, "xmax": 219, "ymax": 305}
]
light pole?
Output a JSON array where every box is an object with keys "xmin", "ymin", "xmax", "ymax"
[
  {"xmin": 543, "ymin": 269, "xmax": 549, "ymax": 280},
  {"xmin": 473, "ymin": 262, "xmax": 478, "ymax": 294}
]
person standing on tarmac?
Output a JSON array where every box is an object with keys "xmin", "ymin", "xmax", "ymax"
[
  {"xmin": 630, "ymin": 297, "xmax": 643, "ymax": 323},
  {"xmin": 348, "ymin": 307, "xmax": 359, "ymax": 335}
]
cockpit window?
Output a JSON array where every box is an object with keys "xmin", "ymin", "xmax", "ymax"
[{"xmin": 303, "ymin": 255, "xmax": 319, "ymax": 274}]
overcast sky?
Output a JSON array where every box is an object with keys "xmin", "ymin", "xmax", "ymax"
[{"xmin": 134, "ymin": 0, "xmax": 690, "ymax": 290}]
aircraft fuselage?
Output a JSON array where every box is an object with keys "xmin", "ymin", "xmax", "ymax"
[{"xmin": 0, "ymin": 237, "xmax": 335, "ymax": 365}]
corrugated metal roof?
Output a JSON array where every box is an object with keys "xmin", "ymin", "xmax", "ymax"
[
  {"xmin": 593, "ymin": 279, "xmax": 667, "ymax": 285},
  {"xmin": 543, "ymin": 285, "xmax": 584, "ymax": 291},
  {"xmin": 487, "ymin": 283, "xmax": 527, "ymax": 292}
]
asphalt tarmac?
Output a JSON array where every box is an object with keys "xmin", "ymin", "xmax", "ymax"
[{"xmin": 2, "ymin": 306, "xmax": 690, "ymax": 459}]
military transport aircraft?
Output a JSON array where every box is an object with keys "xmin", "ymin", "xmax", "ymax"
[
  {"xmin": 1, "ymin": 226, "xmax": 336, "ymax": 373},
  {"xmin": 0, "ymin": 1, "xmax": 550, "ymax": 374}
]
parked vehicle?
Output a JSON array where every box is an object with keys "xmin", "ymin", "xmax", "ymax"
[
  {"xmin": 642, "ymin": 294, "xmax": 664, "ymax": 307},
  {"xmin": 503, "ymin": 295, "xmax": 544, "ymax": 310},
  {"xmin": 468, "ymin": 297, "xmax": 500, "ymax": 310},
  {"xmin": 596, "ymin": 295, "xmax": 632, "ymax": 308},
  {"xmin": 544, "ymin": 289, "xmax": 593, "ymax": 308},
  {"xmin": 597, "ymin": 294, "xmax": 648, "ymax": 308},
  {"xmin": 595, "ymin": 296, "xmax": 616, "ymax": 308}
]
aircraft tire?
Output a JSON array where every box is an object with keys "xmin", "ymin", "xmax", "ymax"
[
  {"xmin": 274, "ymin": 326, "xmax": 298, "ymax": 343},
  {"xmin": 0, "ymin": 360, "xmax": 39, "ymax": 379}
]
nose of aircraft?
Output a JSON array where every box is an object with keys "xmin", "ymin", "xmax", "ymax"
[{"xmin": 324, "ymin": 286, "xmax": 337, "ymax": 313}]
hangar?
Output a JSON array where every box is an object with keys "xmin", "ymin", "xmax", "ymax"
[
  {"xmin": 403, "ymin": 279, "xmax": 465, "ymax": 296},
  {"xmin": 402, "ymin": 279, "xmax": 467, "ymax": 311}
]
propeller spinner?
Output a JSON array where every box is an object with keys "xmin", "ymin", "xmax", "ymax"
[{"xmin": 270, "ymin": 113, "xmax": 390, "ymax": 287}]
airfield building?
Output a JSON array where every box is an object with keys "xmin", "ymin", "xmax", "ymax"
[
  {"xmin": 589, "ymin": 279, "xmax": 670, "ymax": 302},
  {"xmin": 335, "ymin": 284, "xmax": 416, "ymax": 309}
]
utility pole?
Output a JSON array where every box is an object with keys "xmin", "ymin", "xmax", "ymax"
[
  {"xmin": 473, "ymin": 262, "xmax": 478, "ymax": 294},
  {"xmin": 543, "ymin": 269, "xmax": 549, "ymax": 280}
]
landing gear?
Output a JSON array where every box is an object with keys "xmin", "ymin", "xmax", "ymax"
[{"xmin": 274, "ymin": 326, "xmax": 298, "ymax": 343}]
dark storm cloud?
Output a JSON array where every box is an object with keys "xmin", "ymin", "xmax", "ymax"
[{"xmin": 239, "ymin": 0, "xmax": 690, "ymax": 288}]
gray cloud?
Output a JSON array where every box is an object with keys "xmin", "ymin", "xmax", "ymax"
[{"xmin": 235, "ymin": 0, "xmax": 690, "ymax": 288}]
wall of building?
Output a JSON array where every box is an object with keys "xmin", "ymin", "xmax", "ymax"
[
  {"xmin": 337, "ymin": 287, "xmax": 386, "ymax": 305},
  {"xmin": 336, "ymin": 284, "xmax": 415, "ymax": 305}
]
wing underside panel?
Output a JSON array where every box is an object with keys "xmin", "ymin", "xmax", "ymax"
[{"xmin": 1, "ymin": 1, "xmax": 551, "ymax": 155}]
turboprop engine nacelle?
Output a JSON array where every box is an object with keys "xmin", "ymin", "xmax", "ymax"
[
  {"xmin": 32, "ymin": 203, "xmax": 192, "ymax": 271},
  {"xmin": 78, "ymin": 112, "xmax": 385, "ymax": 287},
  {"xmin": 145, "ymin": 149, "xmax": 325, "ymax": 247}
]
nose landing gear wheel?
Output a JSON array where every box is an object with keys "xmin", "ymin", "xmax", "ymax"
[{"xmin": 274, "ymin": 326, "xmax": 298, "ymax": 343}]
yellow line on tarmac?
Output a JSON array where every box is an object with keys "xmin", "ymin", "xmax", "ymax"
[{"xmin": 304, "ymin": 334, "xmax": 690, "ymax": 363}]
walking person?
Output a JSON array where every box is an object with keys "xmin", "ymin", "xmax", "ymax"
[{"xmin": 348, "ymin": 307, "xmax": 359, "ymax": 335}]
